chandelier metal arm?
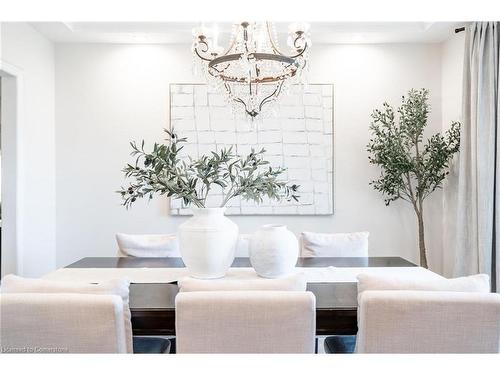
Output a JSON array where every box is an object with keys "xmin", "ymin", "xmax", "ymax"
[
  {"xmin": 212, "ymin": 62, "xmax": 231, "ymax": 75},
  {"xmin": 265, "ymin": 21, "xmax": 308, "ymax": 60},
  {"xmin": 258, "ymin": 81, "xmax": 284, "ymax": 112},
  {"xmin": 193, "ymin": 38, "xmax": 214, "ymax": 62},
  {"xmin": 287, "ymin": 36, "xmax": 309, "ymax": 59},
  {"xmin": 234, "ymin": 97, "xmax": 252, "ymax": 116},
  {"xmin": 226, "ymin": 83, "xmax": 254, "ymax": 117},
  {"xmin": 194, "ymin": 48, "xmax": 213, "ymax": 62}
]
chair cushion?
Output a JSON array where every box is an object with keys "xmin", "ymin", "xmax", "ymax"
[
  {"xmin": 116, "ymin": 233, "xmax": 179, "ymax": 257},
  {"xmin": 300, "ymin": 231, "xmax": 369, "ymax": 257},
  {"xmin": 133, "ymin": 337, "xmax": 171, "ymax": 354},
  {"xmin": 357, "ymin": 273, "xmax": 491, "ymax": 295},
  {"xmin": 178, "ymin": 273, "xmax": 307, "ymax": 292},
  {"xmin": 324, "ymin": 335, "xmax": 357, "ymax": 354},
  {"xmin": 1, "ymin": 274, "xmax": 133, "ymax": 353}
]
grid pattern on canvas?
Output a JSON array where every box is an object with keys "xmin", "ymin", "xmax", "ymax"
[{"xmin": 169, "ymin": 83, "xmax": 333, "ymax": 215}]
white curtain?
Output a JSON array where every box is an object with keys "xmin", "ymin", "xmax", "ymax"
[{"xmin": 454, "ymin": 22, "xmax": 500, "ymax": 292}]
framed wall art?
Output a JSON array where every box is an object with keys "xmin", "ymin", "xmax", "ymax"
[{"xmin": 169, "ymin": 83, "xmax": 334, "ymax": 215}]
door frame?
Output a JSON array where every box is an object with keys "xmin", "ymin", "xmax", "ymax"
[{"xmin": 0, "ymin": 59, "xmax": 25, "ymax": 276}]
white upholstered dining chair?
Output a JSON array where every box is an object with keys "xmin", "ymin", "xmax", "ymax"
[
  {"xmin": 324, "ymin": 274, "xmax": 500, "ymax": 353},
  {"xmin": 175, "ymin": 290, "xmax": 316, "ymax": 353},
  {"xmin": 300, "ymin": 231, "xmax": 369, "ymax": 257},
  {"xmin": 0, "ymin": 275, "xmax": 171, "ymax": 354},
  {"xmin": 353, "ymin": 290, "xmax": 500, "ymax": 353},
  {"xmin": 0, "ymin": 293, "xmax": 130, "ymax": 353}
]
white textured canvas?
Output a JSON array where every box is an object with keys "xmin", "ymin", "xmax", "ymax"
[{"xmin": 169, "ymin": 83, "xmax": 334, "ymax": 215}]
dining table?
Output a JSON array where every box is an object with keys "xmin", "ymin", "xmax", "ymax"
[{"xmin": 43, "ymin": 256, "xmax": 445, "ymax": 337}]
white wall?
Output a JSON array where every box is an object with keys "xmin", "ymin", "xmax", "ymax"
[
  {"xmin": 55, "ymin": 42, "xmax": 446, "ymax": 272},
  {"xmin": 441, "ymin": 32, "xmax": 466, "ymax": 277},
  {"xmin": 0, "ymin": 22, "xmax": 56, "ymax": 276},
  {"xmin": 310, "ymin": 44, "xmax": 444, "ymax": 272}
]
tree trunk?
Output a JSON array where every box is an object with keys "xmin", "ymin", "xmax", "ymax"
[{"xmin": 416, "ymin": 211, "xmax": 428, "ymax": 268}]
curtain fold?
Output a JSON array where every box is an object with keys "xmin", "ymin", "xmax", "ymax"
[{"xmin": 454, "ymin": 22, "xmax": 500, "ymax": 292}]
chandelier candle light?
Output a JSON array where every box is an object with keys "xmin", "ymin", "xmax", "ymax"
[{"xmin": 192, "ymin": 21, "xmax": 311, "ymax": 120}]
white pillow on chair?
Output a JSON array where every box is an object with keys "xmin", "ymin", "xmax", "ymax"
[
  {"xmin": 300, "ymin": 231, "xmax": 369, "ymax": 257},
  {"xmin": 116, "ymin": 233, "xmax": 179, "ymax": 257},
  {"xmin": 1, "ymin": 274, "xmax": 133, "ymax": 353}
]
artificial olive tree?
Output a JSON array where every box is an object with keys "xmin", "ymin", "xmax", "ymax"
[{"xmin": 367, "ymin": 89, "xmax": 460, "ymax": 268}]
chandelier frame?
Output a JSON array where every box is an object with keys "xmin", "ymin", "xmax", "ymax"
[{"xmin": 192, "ymin": 21, "xmax": 310, "ymax": 118}]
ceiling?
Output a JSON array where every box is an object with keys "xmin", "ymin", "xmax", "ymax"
[{"xmin": 30, "ymin": 22, "xmax": 463, "ymax": 45}]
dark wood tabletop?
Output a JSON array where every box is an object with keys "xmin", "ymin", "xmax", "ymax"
[
  {"xmin": 66, "ymin": 256, "xmax": 415, "ymax": 269},
  {"xmin": 65, "ymin": 256, "xmax": 417, "ymax": 336}
]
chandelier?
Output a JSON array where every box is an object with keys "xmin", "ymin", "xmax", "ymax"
[{"xmin": 192, "ymin": 21, "xmax": 311, "ymax": 119}]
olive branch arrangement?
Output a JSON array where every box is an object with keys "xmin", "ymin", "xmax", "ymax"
[{"xmin": 118, "ymin": 129, "xmax": 300, "ymax": 209}]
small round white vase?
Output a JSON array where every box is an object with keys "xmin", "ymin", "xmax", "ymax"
[
  {"xmin": 178, "ymin": 208, "xmax": 238, "ymax": 279},
  {"xmin": 249, "ymin": 224, "xmax": 299, "ymax": 278}
]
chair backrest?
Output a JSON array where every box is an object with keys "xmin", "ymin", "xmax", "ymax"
[
  {"xmin": 300, "ymin": 231, "xmax": 369, "ymax": 257},
  {"xmin": 177, "ymin": 272, "xmax": 307, "ymax": 292},
  {"xmin": 356, "ymin": 290, "xmax": 500, "ymax": 353},
  {"xmin": 175, "ymin": 291, "xmax": 316, "ymax": 353},
  {"xmin": 116, "ymin": 233, "xmax": 250, "ymax": 258},
  {"xmin": 234, "ymin": 234, "xmax": 251, "ymax": 257},
  {"xmin": 0, "ymin": 293, "xmax": 128, "ymax": 353},
  {"xmin": 1, "ymin": 274, "xmax": 133, "ymax": 353},
  {"xmin": 115, "ymin": 233, "xmax": 179, "ymax": 257}
]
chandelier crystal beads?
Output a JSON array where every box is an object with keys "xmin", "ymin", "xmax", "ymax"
[{"xmin": 192, "ymin": 21, "xmax": 310, "ymax": 119}]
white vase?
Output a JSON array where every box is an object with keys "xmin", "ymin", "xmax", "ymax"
[
  {"xmin": 178, "ymin": 207, "xmax": 238, "ymax": 279},
  {"xmin": 249, "ymin": 224, "xmax": 299, "ymax": 278}
]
